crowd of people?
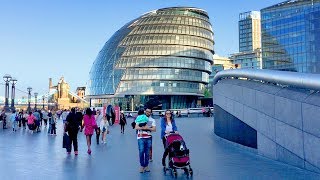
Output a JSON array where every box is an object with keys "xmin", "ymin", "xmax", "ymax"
[{"xmin": 0, "ymin": 106, "xmax": 188, "ymax": 174}]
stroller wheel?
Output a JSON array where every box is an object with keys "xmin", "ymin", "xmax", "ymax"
[
  {"xmin": 172, "ymin": 169, "xmax": 177, "ymax": 178},
  {"xmin": 189, "ymin": 168, "xmax": 193, "ymax": 176},
  {"xmin": 169, "ymin": 169, "xmax": 173, "ymax": 176},
  {"xmin": 184, "ymin": 168, "xmax": 189, "ymax": 176}
]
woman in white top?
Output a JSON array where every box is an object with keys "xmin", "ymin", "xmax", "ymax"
[
  {"xmin": 95, "ymin": 110, "xmax": 103, "ymax": 144},
  {"xmin": 160, "ymin": 110, "xmax": 178, "ymax": 148},
  {"xmin": 160, "ymin": 109, "xmax": 178, "ymax": 167},
  {"xmin": 100, "ymin": 116, "xmax": 110, "ymax": 144}
]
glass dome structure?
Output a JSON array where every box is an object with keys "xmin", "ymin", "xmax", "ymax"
[{"xmin": 87, "ymin": 7, "xmax": 214, "ymax": 109}]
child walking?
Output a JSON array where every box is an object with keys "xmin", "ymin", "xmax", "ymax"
[{"xmin": 100, "ymin": 116, "xmax": 109, "ymax": 144}]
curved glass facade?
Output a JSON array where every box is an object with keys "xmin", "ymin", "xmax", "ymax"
[{"xmin": 87, "ymin": 7, "xmax": 214, "ymax": 109}]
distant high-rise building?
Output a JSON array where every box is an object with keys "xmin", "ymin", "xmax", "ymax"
[
  {"xmin": 239, "ymin": 11, "xmax": 261, "ymax": 52},
  {"xmin": 232, "ymin": 11, "xmax": 262, "ymax": 69},
  {"xmin": 261, "ymin": 0, "xmax": 320, "ymax": 73}
]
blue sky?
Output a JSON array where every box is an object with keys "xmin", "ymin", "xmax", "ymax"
[{"xmin": 0, "ymin": 0, "xmax": 281, "ymax": 98}]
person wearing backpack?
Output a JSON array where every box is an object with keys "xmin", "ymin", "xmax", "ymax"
[{"xmin": 65, "ymin": 108, "xmax": 81, "ymax": 155}]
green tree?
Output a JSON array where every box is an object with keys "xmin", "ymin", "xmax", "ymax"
[{"xmin": 203, "ymin": 88, "xmax": 212, "ymax": 98}]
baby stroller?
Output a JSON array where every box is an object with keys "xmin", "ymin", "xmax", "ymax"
[{"xmin": 163, "ymin": 133, "xmax": 193, "ymax": 178}]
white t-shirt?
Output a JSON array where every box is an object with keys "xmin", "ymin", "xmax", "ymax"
[
  {"xmin": 95, "ymin": 114, "xmax": 103, "ymax": 126},
  {"xmin": 100, "ymin": 120, "xmax": 109, "ymax": 131},
  {"xmin": 137, "ymin": 116, "xmax": 156, "ymax": 139},
  {"xmin": 165, "ymin": 122, "xmax": 173, "ymax": 132}
]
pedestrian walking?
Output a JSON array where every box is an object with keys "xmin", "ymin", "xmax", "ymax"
[
  {"xmin": 47, "ymin": 110, "xmax": 52, "ymax": 134},
  {"xmin": 65, "ymin": 108, "xmax": 81, "ymax": 155},
  {"xmin": 18, "ymin": 110, "xmax": 23, "ymax": 128},
  {"xmin": 61, "ymin": 109, "xmax": 69, "ymax": 124},
  {"xmin": 27, "ymin": 111, "xmax": 36, "ymax": 133},
  {"xmin": 100, "ymin": 116, "xmax": 109, "ymax": 144},
  {"xmin": 22, "ymin": 110, "xmax": 28, "ymax": 129},
  {"xmin": 10, "ymin": 110, "xmax": 17, "ymax": 132},
  {"xmin": 83, "ymin": 108, "xmax": 96, "ymax": 155},
  {"xmin": 50, "ymin": 112, "xmax": 57, "ymax": 135},
  {"xmin": 1, "ymin": 110, "xmax": 7, "ymax": 129},
  {"xmin": 160, "ymin": 109, "xmax": 178, "ymax": 168},
  {"xmin": 135, "ymin": 109, "xmax": 156, "ymax": 173},
  {"xmin": 95, "ymin": 110, "xmax": 102, "ymax": 145},
  {"xmin": 145, "ymin": 108, "xmax": 154, "ymax": 162},
  {"xmin": 120, "ymin": 111, "xmax": 126, "ymax": 134},
  {"xmin": 42, "ymin": 110, "xmax": 48, "ymax": 127},
  {"xmin": 33, "ymin": 110, "xmax": 41, "ymax": 132}
]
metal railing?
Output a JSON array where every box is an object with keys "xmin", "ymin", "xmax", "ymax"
[{"xmin": 212, "ymin": 69, "xmax": 320, "ymax": 91}]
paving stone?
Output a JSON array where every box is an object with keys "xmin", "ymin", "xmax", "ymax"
[{"xmin": 0, "ymin": 117, "xmax": 319, "ymax": 179}]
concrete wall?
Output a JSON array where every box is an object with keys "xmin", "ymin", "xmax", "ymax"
[
  {"xmin": 213, "ymin": 79, "xmax": 320, "ymax": 173},
  {"xmin": 214, "ymin": 105, "xmax": 257, "ymax": 149}
]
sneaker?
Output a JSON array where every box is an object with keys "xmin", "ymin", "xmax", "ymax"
[
  {"xmin": 139, "ymin": 167, "xmax": 144, "ymax": 173},
  {"xmin": 144, "ymin": 166, "xmax": 150, "ymax": 172},
  {"xmin": 74, "ymin": 151, "xmax": 78, "ymax": 155},
  {"xmin": 87, "ymin": 149, "xmax": 91, "ymax": 155},
  {"xmin": 149, "ymin": 159, "xmax": 153, "ymax": 162},
  {"xmin": 67, "ymin": 152, "xmax": 71, "ymax": 155}
]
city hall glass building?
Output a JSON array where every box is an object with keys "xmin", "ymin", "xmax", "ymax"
[
  {"xmin": 261, "ymin": 0, "xmax": 320, "ymax": 73},
  {"xmin": 87, "ymin": 7, "xmax": 214, "ymax": 109}
]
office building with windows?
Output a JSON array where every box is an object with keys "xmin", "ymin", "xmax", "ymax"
[
  {"xmin": 232, "ymin": 11, "xmax": 262, "ymax": 69},
  {"xmin": 86, "ymin": 7, "xmax": 214, "ymax": 109},
  {"xmin": 261, "ymin": 0, "xmax": 320, "ymax": 72},
  {"xmin": 231, "ymin": 48, "xmax": 262, "ymax": 69},
  {"xmin": 239, "ymin": 11, "xmax": 261, "ymax": 52}
]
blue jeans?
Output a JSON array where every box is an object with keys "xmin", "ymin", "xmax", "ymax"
[{"xmin": 138, "ymin": 138, "xmax": 152, "ymax": 167}]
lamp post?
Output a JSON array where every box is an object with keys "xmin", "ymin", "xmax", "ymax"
[
  {"xmin": 27, "ymin": 87, "xmax": 32, "ymax": 112},
  {"xmin": 42, "ymin": 95, "xmax": 45, "ymax": 110},
  {"xmin": 34, "ymin": 92, "xmax": 38, "ymax": 110},
  {"xmin": 3, "ymin": 74, "xmax": 12, "ymax": 112},
  {"xmin": 10, "ymin": 78, "xmax": 17, "ymax": 111}
]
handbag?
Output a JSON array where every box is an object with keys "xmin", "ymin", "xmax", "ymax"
[{"xmin": 62, "ymin": 133, "xmax": 70, "ymax": 149}]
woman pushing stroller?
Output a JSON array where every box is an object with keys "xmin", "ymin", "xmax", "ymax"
[
  {"xmin": 160, "ymin": 109, "xmax": 193, "ymax": 177},
  {"xmin": 160, "ymin": 109, "xmax": 178, "ymax": 167}
]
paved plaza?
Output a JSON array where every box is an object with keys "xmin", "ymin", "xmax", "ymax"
[{"xmin": 0, "ymin": 116, "xmax": 319, "ymax": 180}]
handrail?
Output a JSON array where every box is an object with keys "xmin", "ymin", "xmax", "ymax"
[{"xmin": 212, "ymin": 69, "xmax": 320, "ymax": 91}]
